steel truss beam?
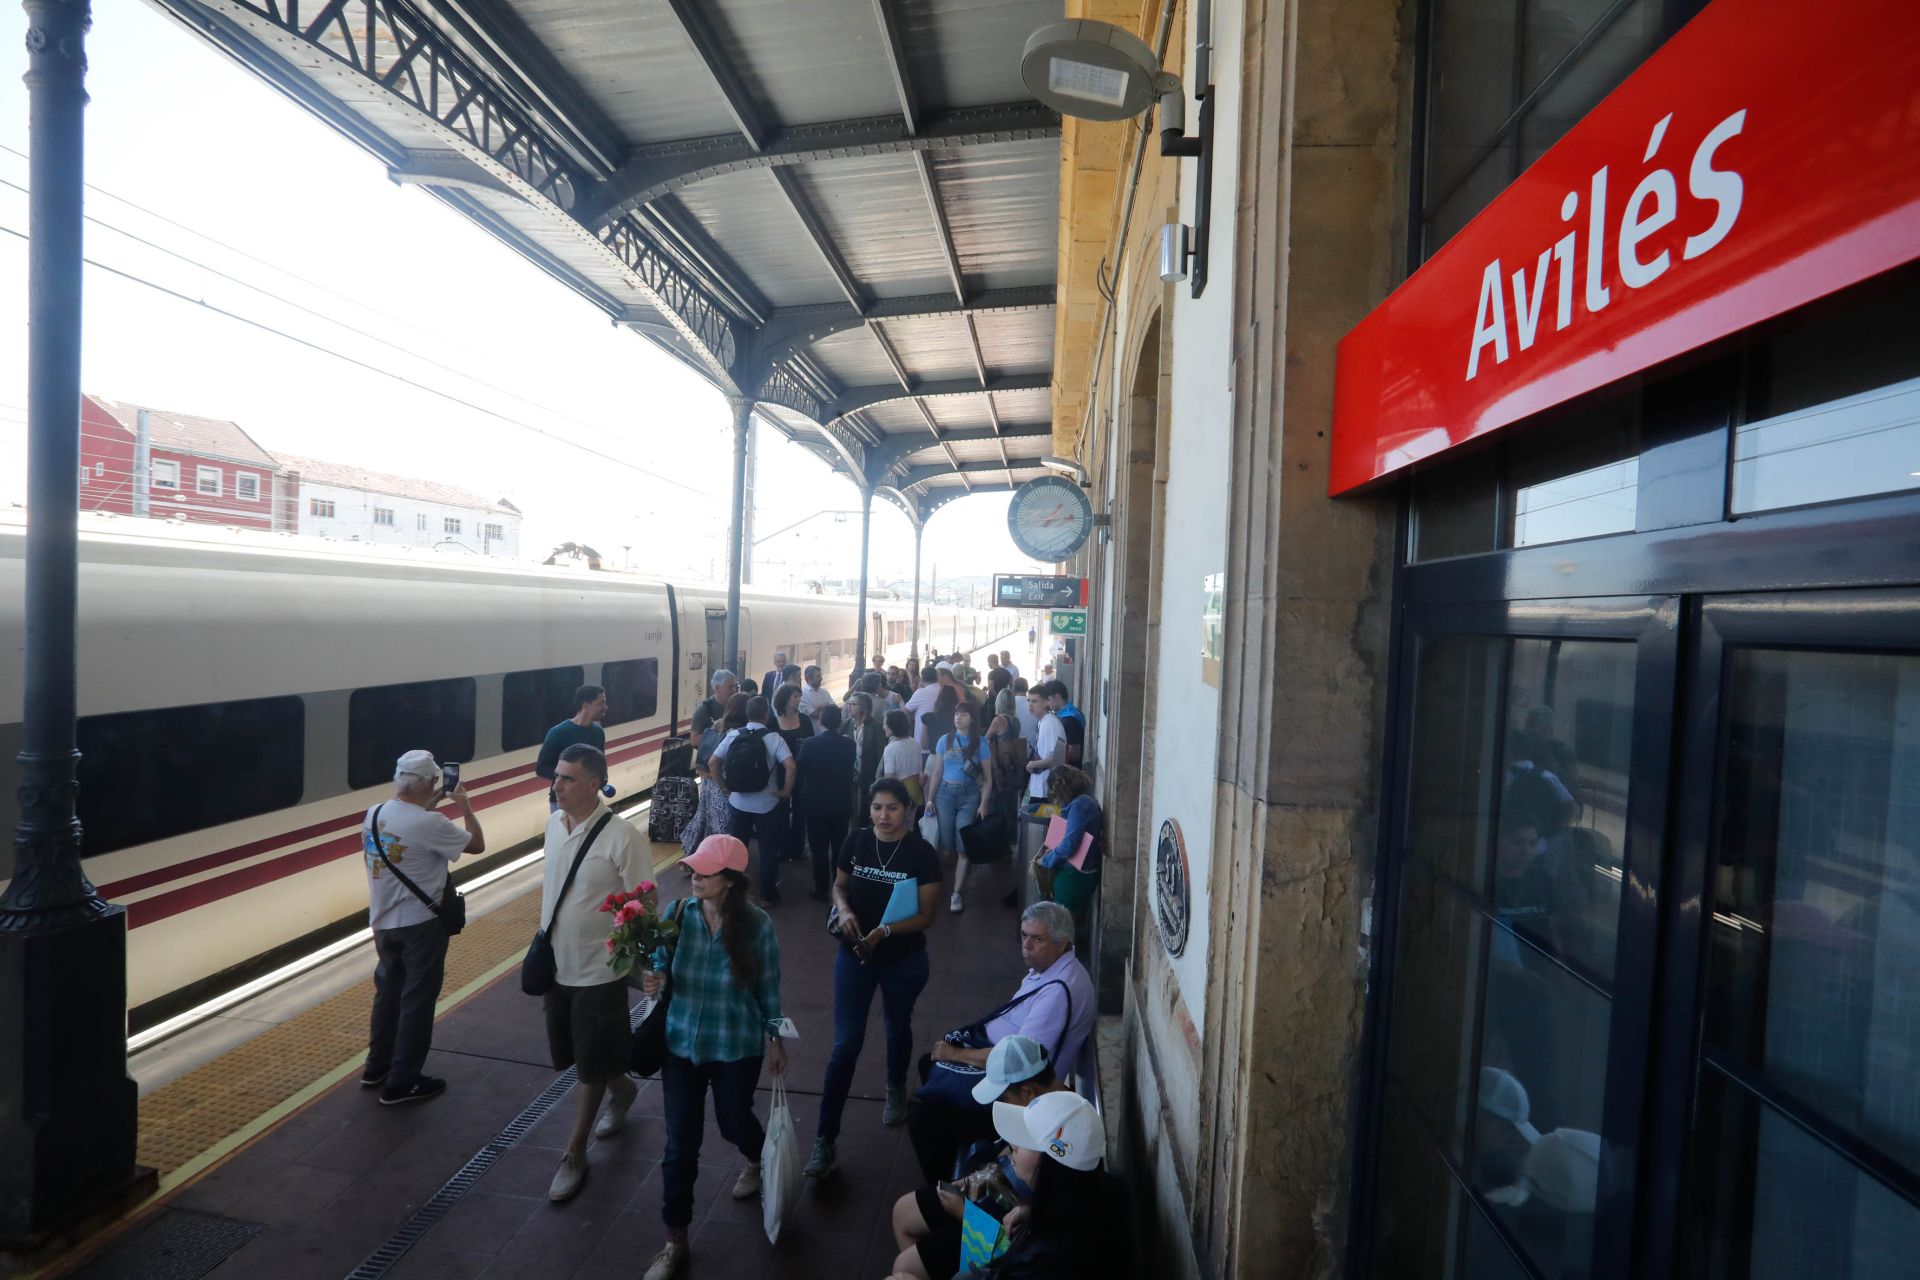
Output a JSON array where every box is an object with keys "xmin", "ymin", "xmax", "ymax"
[
  {"xmin": 900, "ymin": 460, "xmax": 1043, "ymax": 489},
  {"xmin": 869, "ymin": 423, "xmax": 1052, "ymax": 472},
  {"xmin": 177, "ymin": 0, "xmax": 741, "ymax": 381},
  {"xmin": 828, "ymin": 372, "xmax": 1051, "ymax": 421},
  {"xmin": 578, "ymin": 103, "xmax": 1060, "ymax": 227},
  {"xmin": 870, "ymin": 0, "xmax": 919, "ymax": 135},
  {"xmin": 745, "ymin": 287, "xmax": 1053, "ymax": 376}
]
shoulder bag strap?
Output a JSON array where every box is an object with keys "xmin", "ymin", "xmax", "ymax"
[
  {"xmin": 972, "ymin": 976, "xmax": 1068, "ymax": 1030},
  {"xmin": 542, "ymin": 811, "xmax": 614, "ymax": 932},
  {"xmin": 369, "ymin": 803, "xmax": 446, "ymax": 915}
]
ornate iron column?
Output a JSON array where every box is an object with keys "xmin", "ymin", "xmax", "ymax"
[
  {"xmin": 851, "ymin": 486, "xmax": 873, "ymax": 672},
  {"xmin": 1, "ymin": 0, "xmax": 143, "ymax": 1250},
  {"xmin": 722, "ymin": 394, "xmax": 751, "ymax": 677}
]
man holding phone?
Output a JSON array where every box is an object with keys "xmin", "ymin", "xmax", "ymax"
[{"xmin": 361, "ymin": 750, "xmax": 485, "ymax": 1105}]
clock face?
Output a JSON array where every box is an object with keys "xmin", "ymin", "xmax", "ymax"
[{"xmin": 1007, "ymin": 476, "xmax": 1094, "ymax": 562}]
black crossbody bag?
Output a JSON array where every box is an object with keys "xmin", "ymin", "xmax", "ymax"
[
  {"xmin": 520, "ymin": 811, "xmax": 614, "ymax": 996},
  {"xmin": 367, "ymin": 804, "xmax": 467, "ymax": 937}
]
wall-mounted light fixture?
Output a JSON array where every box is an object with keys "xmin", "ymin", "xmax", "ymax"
[
  {"xmin": 1020, "ymin": 18, "xmax": 1215, "ymax": 297},
  {"xmin": 1159, "ymin": 222, "xmax": 1191, "ymax": 283},
  {"xmin": 1041, "ymin": 454, "xmax": 1091, "ymax": 486}
]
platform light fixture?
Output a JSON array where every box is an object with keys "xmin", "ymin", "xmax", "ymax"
[
  {"xmin": 1041, "ymin": 455, "xmax": 1091, "ymax": 485},
  {"xmin": 1020, "ymin": 18, "xmax": 1216, "ymax": 296}
]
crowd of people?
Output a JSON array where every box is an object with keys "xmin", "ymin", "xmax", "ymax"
[{"xmin": 356, "ymin": 643, "xmax": 1119, "ymax": 1279}]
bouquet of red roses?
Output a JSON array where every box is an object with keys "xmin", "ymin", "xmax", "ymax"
[{"xmin": 600, "ymin": 880, "xmax": 680, "ymax": 978}]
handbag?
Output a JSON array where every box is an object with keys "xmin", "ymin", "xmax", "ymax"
[
  {"xmin": 367, "ymin": 804, "xmax": 466, "ymax": 936},
  {"xmin": 628, "ymin": 897, "xmax": 691, "ymax": 1077},
  {"xmin": 914, "ymin": 979, "xmax": 1070, "ymax": 1110},
  {"xmin": 960, "ymin": 812, "xmax": 1012, "ymax": 864},
  {"xmin": 519, "ymin": 812, "xmax": 613, "ymax": 996}
]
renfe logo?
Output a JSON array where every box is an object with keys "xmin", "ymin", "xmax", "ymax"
[
  {"xmin": 1328, "ymin": 0, "xmax": 1920, "ymax": 497},
  {"xmin": 1467, "ymin": 109, "xmax": 1747, "ymax": 381}
]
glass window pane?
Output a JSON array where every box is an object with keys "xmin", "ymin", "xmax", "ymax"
[
  {"xmin": 1495, "ymin": 640, "xmax": 1633, "ymax": 982},
  {"xmin": 1372, "ymin": 1096, "xmax": 1473, "ymax": 1279},
  {"xmin": 348, "ymin": 678, "xmax": 476, "ymax": 790},
  {"xmin": 1516, "ymin": 0, "xmax": 1663, "ymax": 169},
  {"xmin": 1426, "ymin": 0, "xmax": 1519, "ymax": 208},
  {"xmin": 1462, "ymin": 1200, "xmax": 1541, "ymax": 1280},
  {"xmin": 1408, "ymin": 636, "xmax": 1505, "ymax": 892},
  {"xmin": 1504, "ymin": 395, "xmax": 1641, "ymax": 549},
  {"xmin": 1390, "ymin": 865, "xmax": 1492, "ymax": 1159},
  {"xmin": 501, "ymin": 666, "xmax": 587, "ymax": 752},
  {"xmin": 1427, "ymin": 142, "xmax": 1516, "ymax": 256},
  {"xmin": 603, "ymin": 658, "xmax": 660, "ymax": 724},
  {"xmin": 1706, "ymin": 647, "xmax": 1920, "ymax": 1172},
  {"xmin": 1687, "ymin": 1069, "xmax": 1920, "ymax": 1280},
  {"xmin": 1411, "ymin": 448, "xmax": 1500, "ymax": 562}
]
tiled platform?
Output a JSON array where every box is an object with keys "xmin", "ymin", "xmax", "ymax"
[{"xmin": 139, "ymin": 857, "xmax": 1030, "ymax": 1280}]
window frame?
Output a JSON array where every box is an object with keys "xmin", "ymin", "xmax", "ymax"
[
  {"xmin": 443, "ymin": 516, "xmax": 463, "ymax": 535},
  {"xmin": 346, "ymin": 676, "xmax": 477, "ymax": 791},
  {"xmin": 151, "ymin": 459, "xmax": 179, "ymax": 489},
  {"xmin": 196, "ymin": 465, "xmax": 223, "ymax": 497},
  {"xmin": 373, "ymin": 507, "xmax": 395, "ymax": 527},
  {"xmin": 310, "ymin": 497, "xmax": 335, "ymax": 518},
  {"xmin": 234, "ymin": 472, "xmax": 261, "ymax": 502}
]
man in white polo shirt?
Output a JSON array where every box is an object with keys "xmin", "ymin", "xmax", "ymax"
[{"xmin": 711, "ymin": 695, "xmax": 797, "ymax": 905}]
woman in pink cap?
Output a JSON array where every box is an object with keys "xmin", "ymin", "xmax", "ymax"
[{"xmin": 638, "ymin": 834, "xmax": 786, "ymax": 1280}]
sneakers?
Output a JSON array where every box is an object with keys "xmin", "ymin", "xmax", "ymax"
[
  {"xmin": 359, "ymin": 1068, "xmax": 388, "ymax": 1089},
  {"xmin": 949, "ymin": 891, "xmax": 965, "ymax": 913},
  {"xmin": 548, "ymin": 1151, "xmax": 588, "ymax": 1202},
  {"xmin": 378, "ymin": 1076, "xmax": 445, "ymax": 1106},
  {"xmin": 642, "ymin": 1239, "xmax": 687, "ymax": 1280},
  {"xmin": 594, "ymin": 1079, "xmax": 637, "ymax": 1138},
  {"xmin": 882, "ymin": 1084, "xmax": 909, "ymax": 1126},
  {"xmin": 803, "ymin": 1135, "xmax": 838, "ymax": 1179},
  {"xmin": 731, "ymin": 1160, "xmax": 761, "ymax": 1200}
]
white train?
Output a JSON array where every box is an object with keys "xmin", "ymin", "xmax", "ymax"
[{"xmin": 0, "ymin": 513, "xmax": 1006, "ymax": 1015}]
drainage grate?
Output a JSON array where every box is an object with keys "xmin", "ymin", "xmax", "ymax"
[
  {"xmin": 343, "ymin": 1001, "xmax": 650, "ymax": 1279},
  {"xmin": 73, "ymin": 1209, "xmax": 263, "ymax": 1280}
]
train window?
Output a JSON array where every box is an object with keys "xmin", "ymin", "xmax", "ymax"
[
  {"xmin": 76, "ymin": 696, "xmax": 305, "ymax": 857},
  {"xmin": 602, "ymin": 659, "xmax": 659, "ymax": 724},
  {"xmin": 500, "ymin": 666, "xmax": 586, "ymax": 752},
  {"xmin": 348, "ymin": 677, "xmax": 476, "ymax": 790}
]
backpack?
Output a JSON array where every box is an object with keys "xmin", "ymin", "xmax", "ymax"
[{"xmin": 723, "ymin": 726, "xmax": 774, "ymax": 793}]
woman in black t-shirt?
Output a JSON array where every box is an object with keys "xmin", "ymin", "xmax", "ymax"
[
  {"xmin": 805, "ymin": 777, "xmax": 942, "ymax": 1180},
  {"xmin": 773, "ymin": 684, "xmax": 816, "ymax": 865}
]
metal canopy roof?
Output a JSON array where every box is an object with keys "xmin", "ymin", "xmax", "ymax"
[{"xmin": 153, "ymin": 0, "xmax": 1065, "ymax": 525}]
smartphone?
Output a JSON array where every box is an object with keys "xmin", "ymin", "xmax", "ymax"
[{"xmin": 441, "ymin": 760, "xmax": 460, "ymax": 794}]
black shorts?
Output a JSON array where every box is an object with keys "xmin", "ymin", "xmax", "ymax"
[
  {"xmin": 544, "ymin": 979, "xmax": 631, "ymax": 1084},
  {"xmin": 913, "ymin": 1186, "xmax": 963, "ymax": 1280}
]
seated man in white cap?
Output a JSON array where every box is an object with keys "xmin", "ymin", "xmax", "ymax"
[
  {"xmin": 361, "ymin": 749, "xmax": 485, "ymax": 1105},
  {"xmin": 889, "ymin": 1036, "xmax": 1066, "ymax": 1279}
]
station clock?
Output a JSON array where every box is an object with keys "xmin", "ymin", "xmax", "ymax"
[{"xmin": 1006, "ymin": 475, "xmax": 1094, "ymax": 563}]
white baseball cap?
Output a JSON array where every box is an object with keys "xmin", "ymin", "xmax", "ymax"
[
  {"xmin": 971, "ymin": 1035, "xmax": 1050, "ymax": 1104},
  {"xmin": 1478, "ymin": 1067, "xmax": 1541, "ymax": 1144},
  {"xmin": 394, "ymin": 749, "xmax": 441, "ymax": 786},
  {"xmin": 992, "ymin": 1092, "xmax": 1105, "ymax": 1172},
  {"xmin": 936, "ymin": 660, "xmax": 955, "ymax": 672}
]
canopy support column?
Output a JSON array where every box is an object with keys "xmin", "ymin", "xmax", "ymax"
[
  {"xmin": 723, "ymin": 394, "xmax": 752, "ymax": 678},
  {"xmin": 908, "ymin": 520, "xmax": 923, "ymax": 662},
  {"xmin": 2, "ymin": 0, "xmax": 145, "ymax": 1248},
  {"xmin": 852, "ymin": 486, "xmax": 874, "ymax": 673}
]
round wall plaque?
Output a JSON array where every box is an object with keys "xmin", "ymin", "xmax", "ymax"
[{"xmin": 1153, "ymin": 817, "xmax": 1191, "ymax": 957}]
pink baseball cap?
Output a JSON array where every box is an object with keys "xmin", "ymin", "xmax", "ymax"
[{"xmin": 684, "ymin": 834, "xmax": 749, "ymax": 876}]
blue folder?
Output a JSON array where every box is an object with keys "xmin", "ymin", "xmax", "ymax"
[{"xmin": 880, "ymin": 877, "xmax": 920, "ymax": 925}]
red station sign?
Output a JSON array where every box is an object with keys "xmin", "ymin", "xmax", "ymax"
[{"xmin": 1329, "ymin": 0, "xmax": 1920, "ymax": 495}]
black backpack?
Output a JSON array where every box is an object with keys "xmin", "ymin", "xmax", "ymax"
[{"xmin": 723, "ymin": 726, "xmax": 774, "ymax": 793}]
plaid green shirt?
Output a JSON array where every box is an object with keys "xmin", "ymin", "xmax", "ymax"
[{"xmin": 663, "ymin": 897, "xmax": 784, "ymax": 1064}]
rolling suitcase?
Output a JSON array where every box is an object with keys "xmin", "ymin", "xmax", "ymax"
[
  {"xmin": 658, "ymin": 735, "xmax": 695, "ymax": 779},
  {"xmin": 648, "ymin": 774, "xmax": 700, "ymax": 843}
]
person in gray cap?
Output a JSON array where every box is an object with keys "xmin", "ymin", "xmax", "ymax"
[
  {"xmin": 361, "ymin": 750, "xmax": 485, "ymax": 1105},
  {"xmin": 906, "ymin": 1033, "xmax": 1063, "ymax": 1184}
]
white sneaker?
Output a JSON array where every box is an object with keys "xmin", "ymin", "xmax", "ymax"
[
  {"xmin": 548, "ymin": 1151, "xmax": 587, "ymax": 1202},
  {"xmin": 949, "ymin": 892, "xmax": 965, "ymax": 913},
  {"xmin": 594, "ymin": 1079, "xmax": 636, "ymax": 1138},
  {"xmin": 732, "ymin": 1160, "xmax": 762, "ymax": 1199},
  {"xmin": 643, "ymin": 1240, "xmax": 688, "ymax": 1280}
]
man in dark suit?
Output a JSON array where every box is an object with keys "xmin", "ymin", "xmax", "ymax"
[{"xmin": 796, "ymin": 705, "xmax": 857, "ymax": 901}]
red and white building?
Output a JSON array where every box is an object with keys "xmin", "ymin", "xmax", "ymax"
[{"xmin": 79, "ymin": 395, "xmax": 285, "ymax": 531}]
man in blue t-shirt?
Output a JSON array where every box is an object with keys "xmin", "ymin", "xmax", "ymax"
[
  {"xmin": 535, "ymin": 684, "xmax": 607, "ymax": 809},
  {"xmin": 1043, "ymin": 680, "xmax": 1086, "ymax": 773}
]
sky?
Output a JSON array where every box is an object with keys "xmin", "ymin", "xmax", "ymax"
[{"xmin": 0, "ymin": 0, "xmax": 1047, "ymax": 594}]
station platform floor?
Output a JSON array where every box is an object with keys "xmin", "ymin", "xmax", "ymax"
[{"xmin": 59, "ymin": 832, "xmax": 1038, "ymax": 1280}]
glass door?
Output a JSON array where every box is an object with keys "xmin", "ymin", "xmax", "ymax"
[{"xmin": 1648, "ymin": 591, "xmax": 1920, "ymax": 1279}]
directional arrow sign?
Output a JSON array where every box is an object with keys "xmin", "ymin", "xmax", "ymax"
[{"xmin": 1049, "ymin": 609, "xmax": 1087, "ymax": 635}]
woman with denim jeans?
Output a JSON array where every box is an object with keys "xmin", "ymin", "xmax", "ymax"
[
  {"xmin": 806, "ymin": 778, "xmax": 943, "ymax": 1179},
  {"xmin": 925, "ymin": 702, "xmax": 994, "ymax": 913}
]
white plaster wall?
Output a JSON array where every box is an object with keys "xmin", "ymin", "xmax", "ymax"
[
  {"xmin": 1133, "ymin": 0, "xmax": 1245, "ymax": 1032},
  {"xmin": 293, "ymin": 480, "xmax": 522, "ymax": 558}
]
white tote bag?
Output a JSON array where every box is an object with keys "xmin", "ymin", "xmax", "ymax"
[{"xmin": 761, "ymin": 1075, "xmax": 803, "ymax": 1243}]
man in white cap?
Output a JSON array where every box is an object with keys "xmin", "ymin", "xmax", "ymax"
[
  {"xmin": 361, "ymin": 750, "xmax": 485, "ymax": 1105},
  {"xmin": 906, "ymin": 1033, "xmax": 1064, "ymax": 1183}
]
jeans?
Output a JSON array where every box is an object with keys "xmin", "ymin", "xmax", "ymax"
[
  {"xmin": 934, "ymin": 778, "xmax": 980, "ymax": 853},
  {"xmin": 817, "ymin": 945, "xmax": 930, "ymax": 1140},
  {"xmin": 805, "ymin": 810, "xmax": 849, "ymax": 896},
  {"xmin": 726, "ymin": 803, "xmax": 785, "ymax": 897},
  {"xmin": 661, "ymin": 1051, "xmax": 765, "ymax": 1229},
  {"xmin": 365, "ymin": 917, "xmax": 448, "ymax": 1087}
]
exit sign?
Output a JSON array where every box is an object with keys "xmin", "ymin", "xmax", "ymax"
[{"xmin": 1050, "ymin": 610, "xmax": 1087, "ymax": 635}]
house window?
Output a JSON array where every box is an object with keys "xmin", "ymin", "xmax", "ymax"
[
  {"xmin": 373, "ymin": 507, "xmax": 395, "ymax": 526},
  {"xmin": 416, "ymin": 513, "xmax": 428, "ymax": 531},
  {"xmin": 196, "ymin": 466, "xmax": 222, "ymax": 496},
  {"xmin": 235, "ymin": 473, "xmax": 260, "ymax": 501},
  {"xmin": 151, "ymin": 459, "xmax": 179, "ymax": 489},
  {"xmin": 94, "ymin": 462, "xmax": 104, "ymax": 477},
  {"xmin": 79, "ymin": 466, "xmax": 88, "ymax": 486},
  {"xmin": 484, "ymin": 523, "xmax": 504, "ymax": 540},
  {"xmin": 444, "ymin": 517, "xmax": 463, "ymax": 535},
  {"xmin": 310, "ymin": 498, "xmax": 335, "ymax": 518}
]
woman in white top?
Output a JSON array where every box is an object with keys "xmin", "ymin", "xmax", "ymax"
[{"xmin": 880, "ymin": 708, "xmax": 924, "ymax": 803}]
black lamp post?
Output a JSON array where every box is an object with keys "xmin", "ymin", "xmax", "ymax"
[{"xmin": 1, "ymin": 0, "xmax": 144, "ymax": 1250}]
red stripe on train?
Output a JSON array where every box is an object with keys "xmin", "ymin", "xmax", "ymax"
[
  {"xmin": 97, "ymin": 723, "xmax": 672, "ymax": 899},
  {"xmin": 110, "ymin": 735, "xmax": 668, "ymax": 926}
]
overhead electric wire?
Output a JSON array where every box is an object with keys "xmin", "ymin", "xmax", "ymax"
[{"xmin": 0, "ymin": 223, "xmax": 721, "ymax": 500}]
